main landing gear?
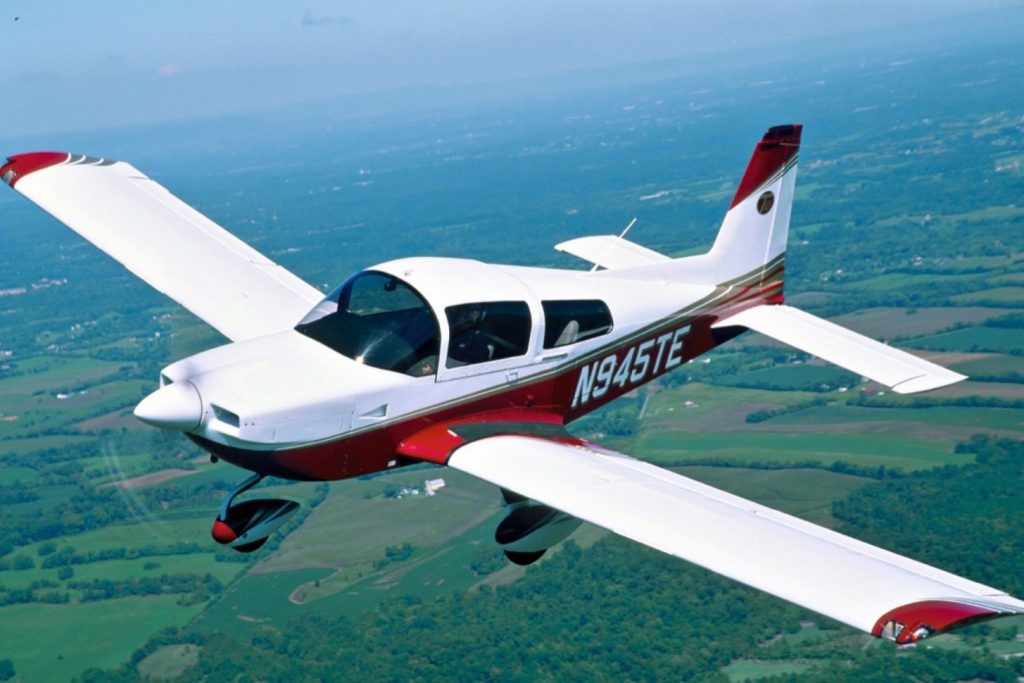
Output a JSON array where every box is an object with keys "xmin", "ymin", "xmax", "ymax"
[
  {"xmin": 494, "ymin": 489, "xmax": 582, "ymax": 566},
  {"xmin": 211, "ymin": 473, "xmax": 300, "ymax": 553}
]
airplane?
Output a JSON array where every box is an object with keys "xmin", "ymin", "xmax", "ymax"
[{"xmin": 3, "ymin": 124, "xmax": 1022, "ymax": 646}]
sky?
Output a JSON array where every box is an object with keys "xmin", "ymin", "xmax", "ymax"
[{"xmin": 1, "ymin": 1, "xmax": 1022, "ymax": 137}]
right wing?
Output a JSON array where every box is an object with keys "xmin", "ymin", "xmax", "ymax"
[
  {"xmin": 2, "ymin": 152, "xmax": 323, "ymax": 342},
  {"xmin": 714, "ymin": 304, "xmax": 966, "ymax": 394},
  {"xmin": 444, "ymin": 434, "xmax": 1024, "ymax": 644}
]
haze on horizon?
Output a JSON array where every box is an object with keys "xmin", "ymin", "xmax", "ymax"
[{"xmin": 1, "ymin": 0, "xmax": 1021, "ymax": 138}]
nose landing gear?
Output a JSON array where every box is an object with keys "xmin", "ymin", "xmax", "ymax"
[{"xmin": 211, "ymin": 473, "xmax": 300, "ymax": 553}]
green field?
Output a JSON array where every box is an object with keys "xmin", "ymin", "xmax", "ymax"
[
  {"xmin": 951, "ymin": 353, "xmax": 1024, "ymax": 376},
  {"xmin": 137, "ymin": 644, "xmax": 201, "ymax": 681},
  {"xmin": 722, "ymin": 660, "xmax": 815, "ymax": 681},
  {"xmin": 0, "ymin": 465, "xmax": 38, "ymax": 485},
  {"xmin": 769, "ymin": 404, "xmax": 1024, "ymax": 433},
  {"xmin": 642, "ymin": 383, "xmax": 820, "ymax": 430},
  {"xmin": 951, "ymin": 286, "xmax": 1024, "ymax": 304},
  {"xmin": 259, "ymin": 468, "xmax": 499, "ymax": 572},
  {"xmin": 633, "ymin": 430, "xmax": 967, "ymax": 471},
  {"xmin": 909, "ymin": 326, "xmax": 1024, "ymax": 353},
  {"xmin": 0, "ymin": 355, "xmax": 125, "ymax": 400},
  {"xmin": 0, "ymin": 596, "xmax": 207, "ymax": 682},
  {"xmin": 715, "ymin": 364, "xmax": 856, "ymax": 391},
  {"xmin": 675, "ymin": 466, "xmax": 871, "ymax": 529},
  {"xmin": 831, "ymin": 307, "xmax": 1005, "ymax": 339}
]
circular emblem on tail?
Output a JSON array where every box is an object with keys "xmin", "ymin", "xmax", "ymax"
[{"xmin": 757, "ymin": 191, "xmax": 775, "ymax": 215}]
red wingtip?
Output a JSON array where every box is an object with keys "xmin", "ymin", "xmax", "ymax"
[
  {"xmin": 1, "ymin": 152, "xmax": 69, "ymax": 188},
  {"xmin": 729, "ymin": 124, "xmax": 803, "ymax": 209},
  {"xmin": 872, "ymin": 599, "xmax": 1010, "ymax": 644}
]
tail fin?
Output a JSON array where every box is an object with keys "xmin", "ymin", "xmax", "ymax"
[
  {"xmin": 706, "ymin": 124, "xmax": 801, "ymax": 291},
  {"xmin": 588, "ymin": 124, "xmax": 801, "ymax": 294}
]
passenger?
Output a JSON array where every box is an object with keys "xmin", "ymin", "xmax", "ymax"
[{"xmin": 449, "ymin": 305, "xmax": 492, "ymax": 364}]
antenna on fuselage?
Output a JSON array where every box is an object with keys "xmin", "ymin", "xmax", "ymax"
[{"xmin": 590, "ymin": 217, "xmax": 638, "ymax": 272}]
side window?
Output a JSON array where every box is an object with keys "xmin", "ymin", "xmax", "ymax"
[
  {"xmin": 446, "ymin": 301, "xmax": 532, "ymax": 367},
  {"xmin": 542, "ymin": 300, "xmax": 613, "ymax": 348}
]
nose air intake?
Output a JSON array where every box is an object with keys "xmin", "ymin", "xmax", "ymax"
[{"xmin": 134, "ymin": 381, "xmax": 203, "ymax": 431}]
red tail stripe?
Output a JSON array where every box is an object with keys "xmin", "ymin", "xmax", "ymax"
[{"xmin": 729, "ymin": 124, "xmax": 802, "ymax": 209}]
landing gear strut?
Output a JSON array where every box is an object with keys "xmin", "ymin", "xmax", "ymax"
[{"xmin": 211, "ymin": 473, "xmax": 300, "ymax": 553}]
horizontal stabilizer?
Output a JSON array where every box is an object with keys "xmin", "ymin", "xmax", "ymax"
[
  {"xmin": 448, "ymin": 435, "xmax": 1024, "ymax": 641},
  {"xmin": 2, "ymin": 152, "xmax": 323, "ymax": 342},
  {"xmin": 555, "ymin": 235, "xmax": 670, "ymax": 270},
  {"xmin": 713, "ymin": 305, "xmax": 966, "ymax": 394}
]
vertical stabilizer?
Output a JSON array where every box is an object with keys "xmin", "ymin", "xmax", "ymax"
[
  {"xmin": 591, "ymin": 124, "xmax": 801, "ymax": 293},
  {"xmin": 706, "ymin": 124, "xmax": 801, "ymax": 288}
]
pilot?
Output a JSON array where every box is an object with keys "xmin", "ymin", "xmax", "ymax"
[
  {"xmin": 414, "ymin": 357, "xmax": 437, "ymax": 376},
  {"xmin": 449, "ymin": 305, "xmax": 492, "ymax": 364}
]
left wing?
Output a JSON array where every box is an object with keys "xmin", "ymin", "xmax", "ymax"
[
  {"xmin": 2, "ymin": 152, "xmax": 323, "ymax": 342},
  {"xmin": 445, "ymin": 434, "xmax": 1024, "ymax": 643}
]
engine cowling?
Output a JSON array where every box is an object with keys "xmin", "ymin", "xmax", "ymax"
[{"xmin": 495, "ymin": 501, "xmax": 581, "ymax": 564}]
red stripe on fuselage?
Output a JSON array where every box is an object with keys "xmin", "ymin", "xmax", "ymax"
[{"xmin": 195, "ymin": 276, "xmax": 783, "ymax": 481}]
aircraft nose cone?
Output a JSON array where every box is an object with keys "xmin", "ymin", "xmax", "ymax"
[{"xmin": 134, "ymin": 382, "xmax": 203, "ymax": 431}]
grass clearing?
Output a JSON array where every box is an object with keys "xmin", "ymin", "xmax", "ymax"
[
  {"xmin": 0, "ymin": 465, "xmax": 38, "ymax": 484},
  {"xmin": 715, "ymin": 364, "xmax": 856, "ymax": 391},
  {"xmin": 832, "ymin": 306, "xmax": 1006, "ymax": 339},
  {"xmin": 675, "ymin": 466, "xmax": 872, "ymax": 529},
  {"xmin": 951, "ymin": 353, "xmax": 1024, "ymax": 377},
  {"xmin": 3, "ymin": 484, "xmax": 80, "ymax": 516},
  {"xmin": 908, "ymin": 326, "xmax": 1024, "ymax": 353},
  {"xmin": 258, "ymin": 468, "xmax": 499, "ymax": 572},
  {"xmin": 137, "ymin": 644, "xmax": 201, "ymax": 681},
  {"xmin": 0, "ymin": 596, "xmax": 206, "ymax": 683},
  {"xmin": 721, "ymin": 659, "xmax": 815, "ymax": 681},
  {"xmin": 0, "ymin": 355, "xmax": 124, "ymax": 400},
  {"xmin": 17, "ymin": 516, "xmax": 218, "ymax": 557},
  {"xmin": 642, "ymin": 383, "xmax": 819, "ymax": 432},
  {"xmin": 951, "ymin": 287, "xmax": 1024, "ymax": 304},
  {"xmin": 196, "ymin": 509, "xmax": 508, "ymax": 636},
  {"xmin": 67, "ymin": 552, "xmax": 244, "ymax": 586},
  {"xmin": 768, "ymin": 404, "xmax": 1024, "ymax": 435},
  {"xmin": 633, "ymin": 430, "xmax": 967, "ymax": 471},
  {"xmin": 850, "ymin": 271, "xmax": 978, "ymax": 292},
  {"xmin": 926, "ymin": 379, "xmax": 1024, "ymax": 400},
  {"xmin": 0, "ymin": 434, "xmax": 96, "ymax": 454}
]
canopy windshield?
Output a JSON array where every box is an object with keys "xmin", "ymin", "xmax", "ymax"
[{"xmin": 296, "ymin": 271, "xmax": 440, "ymax": 376}]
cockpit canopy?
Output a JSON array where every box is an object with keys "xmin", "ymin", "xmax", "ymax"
[{"xmin": 295, "ymin": 271, "xmax": 440, "ymax": 376}]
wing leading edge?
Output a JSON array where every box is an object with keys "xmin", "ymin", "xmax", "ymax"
[
  {"xmin": 2, "ymin": 152, "xmax": 322, "ymax": 342},
  {"xmin": 446, "ymin": 435, "xmax": 1024, "ymax": 643}
]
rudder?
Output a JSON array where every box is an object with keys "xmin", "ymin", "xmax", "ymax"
[{"xmin": 706, "ymin": 124, "xmax": 802, "ymax": 293}]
